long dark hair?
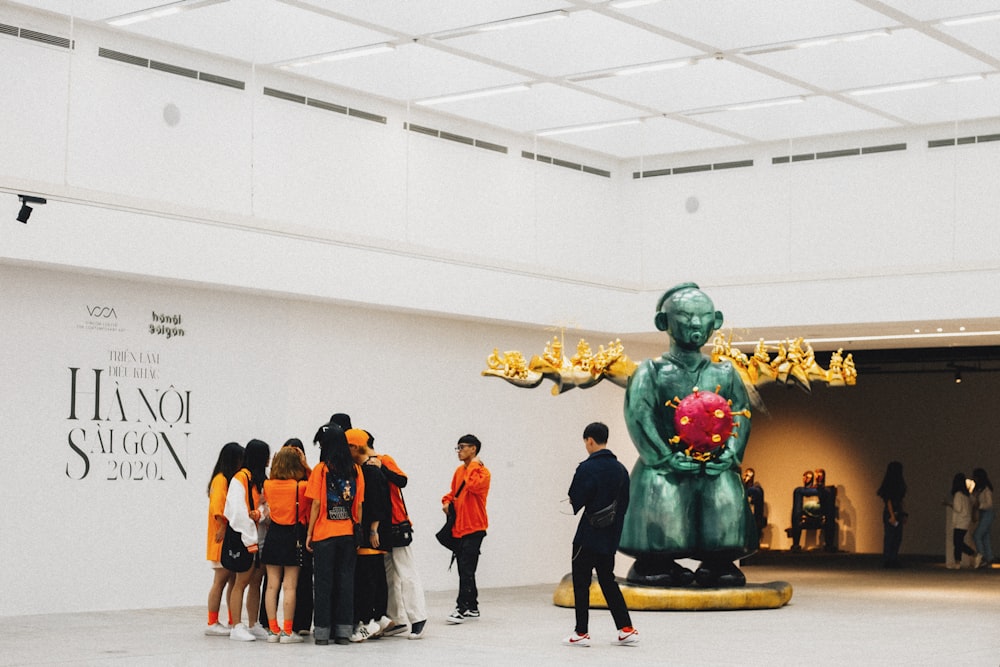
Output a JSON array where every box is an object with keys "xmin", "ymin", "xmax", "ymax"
[
  {"xmin": 243, "ymin": 439, "xmax": 271, "ymax": 491},
  {"xmin": 877, "ymin": 461, "xmax": 906, "ymax": 500},
  {"xmin": 206, "ymin": 441, "xmax": 244, "ymax": 496},
  {"xmin": 951, "ymin": 472, "xmax": 970, "ymax": 496},
  {"xmin": 316, "ymin": 423, "xmax": 355, "ymax": 481},
  {"xmin": 973, "ymin": 468, "xmax": 993, "ymax": 493}
]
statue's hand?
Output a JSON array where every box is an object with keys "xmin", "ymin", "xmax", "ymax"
[
  {"xmin": 667, "ymin": 449, "xmax": 702, "ymax": 474},
  {"xmin": 703, "ymin": 448, "xmax": 737, "ymax": 477}
]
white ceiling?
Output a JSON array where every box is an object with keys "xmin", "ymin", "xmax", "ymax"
[{"xmin": 12, "ymin": 0, "xmax": 1000, "ymax": 160}]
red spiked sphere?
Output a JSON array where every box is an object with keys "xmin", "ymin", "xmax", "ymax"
[{"xmin": 672, "ymin": 388, "xmax": 735, "ymax": 455}]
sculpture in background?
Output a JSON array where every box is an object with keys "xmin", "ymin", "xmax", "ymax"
[{"xmin": 483, "ymin": 336, "xmax": 636, "ymax": 395}]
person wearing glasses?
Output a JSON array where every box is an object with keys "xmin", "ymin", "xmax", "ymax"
[{"xmin": 442, "ymin": 434, "xmax": 491, "ymax": 624}]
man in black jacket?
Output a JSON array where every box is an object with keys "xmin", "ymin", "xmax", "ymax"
[{"xmin": 563, "ymin": 422, "xmax": 639, "ymax": 648}]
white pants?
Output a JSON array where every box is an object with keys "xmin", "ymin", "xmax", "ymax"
[{"xmin": 384, "ymin": 545, "xmax": 427, "ymax": 625}]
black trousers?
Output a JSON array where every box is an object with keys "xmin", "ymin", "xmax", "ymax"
[
  {"xmin": 456, "ymin": 531, "xmax": 486, "ymax": 612},
  {"xmin": 571, "ymin": 544, "xmax": 632, "ymax": 634}
]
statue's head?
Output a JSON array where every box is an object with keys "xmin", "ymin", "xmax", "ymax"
[{"xmin": 655, "ymin": 282, "xmax": 724, "ymax": 351}]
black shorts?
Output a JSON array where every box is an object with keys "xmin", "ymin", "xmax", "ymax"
[{"xmin": 260, "ymin": 522, "xmax": 301, "ymax": 567}]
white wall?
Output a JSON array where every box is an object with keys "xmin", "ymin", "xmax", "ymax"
[{"xmin": 0, "ymin": 262, "xmax": 649, "ymax": 615}]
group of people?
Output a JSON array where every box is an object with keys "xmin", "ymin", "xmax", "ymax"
[
  {"xmin": 944, "ymin": 468, "xmax": 994, "ymax": 570},
  {"xmin": 204, "ymin": 413, "xmax": 443, "ymax": 645},
  {"xmin": 204, "ymin": 415, "xmax": 641, "ymax": 648}
]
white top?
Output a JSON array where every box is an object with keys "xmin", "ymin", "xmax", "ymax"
[{"xmin": 951, "ymin": 492, "xmax": 973, "ymax": 530}]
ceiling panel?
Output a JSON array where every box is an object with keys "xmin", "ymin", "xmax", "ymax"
[
  {"xmin": 746, "ymin": 27, "xmax": 990, "ymax": 92},
  {"xmin": 695, "ymin": 96, "xmax": 898, "ymax": 142},
  {"xmin": 937, "ymin": 19, "xmax": 1000, "ymax": 60},
  {"xmin": 552, "ymin": 115, "xmax": 744, "ymax": 159},
  {"xmin": 443, "ymin": 9, "xmax": 700, "ymax": 77},
  {"xmin": 117, "ymin": 0, "xmax": 393, "ymax": 63},
  {"xmin": 620, "ymin": 0, "xmax": 895, "ymax": 51},
  {"xmin": 578, "ymin": 58, "xmax": 808, "ymax": 114},
  {"xmin": 288, "ymin": 41, "xmax": 532, "ymax": 102},
  {"xmin": 423, "ymin": 82, "xmax": 643, "ymax": 133},
  {"xmin": 845, "ymin": 74, "xmax": 1000, "ymax": 125},
  {"xmin": 876, "ymin": 0, "xmax": 1000, "ymax": 22}
]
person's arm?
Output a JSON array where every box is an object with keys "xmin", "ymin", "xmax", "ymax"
[
  {"xmin": 223, "ymin": 472, "xmax": 259, "ymax": 550},
  {"xmin": 464, "ymin": 460, "xmax": 490, "ymax": 496},
  {"xmin": 306, "ymin": 500, "xmax": 320, "ymax": 552},
  {"xmin": 568, "ymin": 467, "xmax": 594, "ymax": 515},
  {"xmin": 887, "ymin": 499, "xmax": 898, "ymax": 526}
]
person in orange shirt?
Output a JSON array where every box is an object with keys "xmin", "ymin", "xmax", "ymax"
[
  {"xmin": 204, "ymin": 441, "xmax": 243, "ymax": 636},
  {"xmin": 442, "ymin": 434, "xmax": 491, "ymax": 624},
  {"xmin": 261, "ymin": 447, "xmax": 310, "ymax": 643},
  {"xmin": 306, "ymin": 422, "xmax": 365, "ymax": 645}
]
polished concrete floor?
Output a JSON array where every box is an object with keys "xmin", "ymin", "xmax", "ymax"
[{"xmin": 2, "ymin": 553, "xmax": 998, "ymax": 666}]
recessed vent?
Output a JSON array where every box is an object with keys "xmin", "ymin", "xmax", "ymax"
[
  {"xmin": 928, "ymin": 134, "xmax": 1000, "ymax": 148},
  {"xmin": 0, "ymin": 22, "xmax": 73, "ymax": 48},
  {"xmin": 406, "ymin": 123, "xmax": 509, "ymax": 154},
  {"xmin": 772, "ymin": 142, "xmax": 905, "ymax": 164},
  {"xmin": 632, "ymin": 159, "xmax": 752, "ymax": 179},
  {"xmin": 98, "ymin": 46, "xmax": 245, "ymax": 89},
  {"xmin": 263, "ymin": 87, "xmax": 386, "ymax": 124},
  {"xmin": 521, "ymin": 151, "xmax": 610, "ymax": 177}
]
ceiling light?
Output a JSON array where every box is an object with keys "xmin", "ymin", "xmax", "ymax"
[
  {"xmin": 415, "ymin": 84, "xmax": 530, "ymax": 106},
  {"xmin": 941, "ymin": 12, "xmax": 1000, "ymax": 26},
  {"xmin": 536, "ymin": 119, "xmax": 642, "ymax": 137},
  {"xmin": 733, "ymin": 329, "xmax": 1000, "ymax": 348},
  {"xmin": 615, "ymin": 58, "xmax": 696, "ymax": 77},
  {"xmin": 795, "ymin": 28, "xmax": 891, "ymax": 49},
  {"xmin": 277, "ymin": 44, "xmax": 395, "ymax": 68},
  {"xmin": 726, "ymin": 96, "xmax": 805, "ymax": 112},
  {"xmin": 848, "ymin": 80, "xmax": 939, "ymax": 96},
  {"xmin": 478, "ymin": 10, "xmax": 568, "ymax": 33},
  {"xmin": 945, "ymin": 74, "xmax": 985, "ymax": 84},
  {"xmin": 610, "ymin": 0, "xmax": 663, "ymax": 8},
  {"xmin": 105, "ymin": 0, "xmax": 228, "ymax": 27},
  {"xmin": 955, "ymin": 370, "xmax": 962, "ymax": 384}
]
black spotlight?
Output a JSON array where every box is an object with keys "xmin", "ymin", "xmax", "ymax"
[{"xmin": 16, "ymin": 195, "xmax": 47, "ymax": 223}]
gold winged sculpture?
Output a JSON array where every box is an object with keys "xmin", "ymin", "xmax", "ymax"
[{"xmin": 483, "ymin": 331, "xmax": 855, "ymax": 395}]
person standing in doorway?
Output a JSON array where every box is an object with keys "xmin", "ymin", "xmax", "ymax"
[
  {"xmin": 876, "ymin": 461, "xmax": 906, "ymax": 569},
  {"xmin": 563, "ymin": 422, "xmax": 638, "ymax": 648},
  {"xmin": 442, "ymin": 434, "xmax": 491, "ymax": 624}
]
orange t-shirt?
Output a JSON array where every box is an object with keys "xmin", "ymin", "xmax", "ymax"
[
  {"xmin": 263, "ymin": 478, "xmax": 309, "ymax": 526},
  {"xmin": 378, "ymin": 454, "xmax": 410, "ymax": 525},
  {"xmin": 206, "ymin": 473, "xmax": 227, "ymax": 561},
  {"xmin": 305, "ymin": 462, "xmax": 364, "ymax": 542}
]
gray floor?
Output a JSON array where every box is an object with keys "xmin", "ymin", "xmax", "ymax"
[{"xmin": 2, "ymin": 554, "xmax": 998, "ymax": 666}]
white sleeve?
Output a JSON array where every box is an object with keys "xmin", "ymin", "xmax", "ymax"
[{"xmin": 224, "ymin": 476, "xmax": 259, "ymax": 547}]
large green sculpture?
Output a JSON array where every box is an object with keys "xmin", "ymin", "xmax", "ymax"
[{"xmin": 621, "ymin": 283, "xmax": 758, "ymax": 588}]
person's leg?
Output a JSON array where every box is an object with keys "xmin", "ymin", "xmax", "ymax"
[
  {"xmin": 384, "ymin": 551, "xmax": 405, "ymax": 624},
  {"xmin": 311, "ymin": 539, "xmax": 334, "ymax": 642},
  {"xmin": 246, "ymin": 564, "xmax": 265, "ymax": 629},
  {"xmin": 373, "ymin": 553, "xmax": 388, "ymax": 622},
  {"xmin": 973, "ymin": 510, "xmax": 994, "ymax": 562},
  {"xmin": 953, "ymin": 529, "xmax": 966, "ymax": 562},
  {"xmin": 264, "ymin": 565, "xmax": 283, "ymax": 634},
  {"xmin": 228, "ymin": 568, "xmax": 253, "ymax": 626},
  {"xmin": 456, "ymin": 532, "xmax": 485, "ymax": 612},
  {"xmin": 593, "ymin": 551, "xmax": 632, "ymax": 630},
  {"xmin": 293, "ymin": 554, "xmax": 313, "ymax": 633},
  {"xmin": 332, "ymin": 536, "xmax": 357, "ymax": 642},
  {"xmin": 281, "ymin": 566, "xmax": 299, "ymax": 634},
  {"xmin": 570, "ymin": 545, "xmax": 594, "ymax": 635},
  {"xmin": 392, "ymin": 546, "xmax": 427, "ymax": 624},
  {"xmin": 208, "ymin": 566, "xmax": 230, "ymax": 626}
]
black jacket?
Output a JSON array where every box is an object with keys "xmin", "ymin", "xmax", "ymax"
[{"xmin": 568, "ymin": 449, "xmax": 630, "ymax": 555}]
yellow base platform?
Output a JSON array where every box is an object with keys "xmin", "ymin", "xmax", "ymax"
[{"xmin": 552, "ymin": 573, "xmax": 793, "ymax": 611}]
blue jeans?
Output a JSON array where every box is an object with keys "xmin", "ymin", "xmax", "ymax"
[
  {"xmin": 973, "ymin": 508, "xmax": 994, "ymax": 562},
  {"xmin": 312, "ymin": 535, "xmax": 356, "ymax": 641}
]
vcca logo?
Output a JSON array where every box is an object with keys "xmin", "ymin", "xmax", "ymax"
[{"xmin": 86, "ymin": 306, "xmax": 118, "ymax": 319}]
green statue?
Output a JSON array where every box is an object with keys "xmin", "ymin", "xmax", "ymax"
[{"xmin": 620, "ymin": 283, "xmax": 758, "ymax": 587}]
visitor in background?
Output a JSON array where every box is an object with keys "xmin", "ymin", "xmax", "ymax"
[
  {"xmin": 204, "ymin": 442, "xmax": 244, "ymax": 636},
  {"xmin": 876, "ymin": 461, "xmax": 906, "ymax": 569},
  {"xmin": 945, "ymin": 472, "xmax": 976, "ymax": 569},
  {"xmin": 972, "ymin": 468, "xmax": 994, "ymax": 568}
]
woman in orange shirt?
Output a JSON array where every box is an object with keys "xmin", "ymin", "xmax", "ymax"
[
  {"xmin": 306, "ymin": 422, "xmax": 364, "ymax": 645},
  {"xmin": 205, "ymin": 441, "xmax": 244, "ymax": 636},
  {"xmin": 261, "ymin": 446, "xmax": 310, "ymax": 643}
]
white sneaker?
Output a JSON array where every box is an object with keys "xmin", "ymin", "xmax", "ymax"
[
  {"xmin": 407, "ymin": 620, "xmax": 426, "ymax": 640},
  {"xmin": 373, "ymin": 616, "xmax": 393, "ymax": 638},
  {"xmin": 204, "ymin": 622, "xmax": 231, "ymax": 636},
  {"xmin": 446, "ymin": 608, "xmax": 465, "ymax": 624},
  {"xmin": 615, "ymin": 627, "xmax": 639, "ymax": 646},
  {"xmin": 349, "ymin": 621, "xmax": 373, "ymax": 643},
  {"xmin": 279, "ymin": 631, "xmax": 304, "ymax": 644},
  {"xmin": 248, "ymin": 624, "xmax": 269, "ymax": 640},
  {"xmin": 974, "ymin": 554, "xmax": 984, "ymax": 569},
  {"xmin": 229, "ymin": 623, "xmax": 255, "ymax": 642},
  {"xmin": 562, "ymin": 632, "xmax": 591, "ymax": 647},
  {"xmin": 383, "ymin": 623, "xmax": 409, "ymax": 637}
]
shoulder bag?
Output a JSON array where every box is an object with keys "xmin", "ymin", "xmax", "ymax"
[{"xmin": 221, "ymin": 473, "xmax": 256, "ymax": 573}]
